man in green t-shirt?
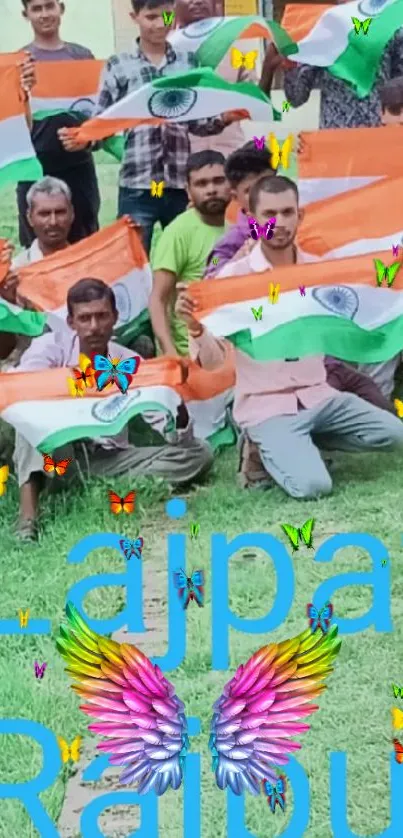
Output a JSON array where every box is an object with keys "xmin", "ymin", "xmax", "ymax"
[{"xmin": 150, "ymin": 150, "xmax": 231, "ymax": 356}]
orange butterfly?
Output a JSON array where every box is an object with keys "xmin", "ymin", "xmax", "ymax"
[
  {"xmin": 108, "ymin": 490, "xmax": 136, "ymax": 514},
  {"xmin": 42, "ymin": 454, "xmax": 72, "ymax": 476},
  {"xmin": 393, "ymin": 739, "xmax": 403, "ymax": 763},
  {"xmin": 67, "ymin": 354, "xmax": 95, "ymax": 398}
]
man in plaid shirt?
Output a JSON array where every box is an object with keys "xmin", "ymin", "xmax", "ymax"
[{"xmin": 59, "ymin": 0, "xmax": 240, "ymax": 255}]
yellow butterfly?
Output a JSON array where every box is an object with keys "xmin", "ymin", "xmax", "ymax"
[
  {"xmin": 268, "ymin": 134, "xmax": 294, "ymax": 170},
  {"xmin": 394, "ymin": 399, "xmax": 403, "ymax": 418},
  {"xmin": 18, "ymin": 609, "xmax": 30, "ymax": 628},
  {"xmin": 0, "ymin": 464, "xmax": 9, "ymax": 497},
  {"xmin": 268, "ymin": 282, "xmax": 280, "ymax": 304},
  {"xmin": 57, "ymin": 735, "xmax": 82, "ymax": 764},
  {"xmin": 231, "ymin": 48, "xmax": 258, "ymax": 71},
  {"xmin": 150, "ymin": 180, "xmax": 164, "ymax": 198},
  {"xmin": 392, "ymin": 707, "xmax": 403, "ymax": 730}
]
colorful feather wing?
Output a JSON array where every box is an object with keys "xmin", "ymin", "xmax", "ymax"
[
  {"xmin": 209, "ymin": 625, "xmax": 341, "ymax": 796},
  {"xmin": 56, "ymin": 602, "xmax": 188, "ymax": 795}
]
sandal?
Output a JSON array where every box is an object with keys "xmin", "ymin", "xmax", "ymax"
[{"xmin": 17, "ymin": 518, "xmax": 39, "ymax": 542}]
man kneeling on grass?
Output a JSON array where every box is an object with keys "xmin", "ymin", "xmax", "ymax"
[
  {"xmin": 175, "ymin": 289, "xmax": 403, "ymax": 500},
  {"xmin": 10, "ymin": 277, "xmax": 213, "ymax": 541}
]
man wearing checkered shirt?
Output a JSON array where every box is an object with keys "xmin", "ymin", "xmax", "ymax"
[{"xmin": 59, "ymin": 0, "xmax": 240, "ymax": 255}]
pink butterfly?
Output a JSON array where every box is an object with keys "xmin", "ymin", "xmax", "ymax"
[
  {"xmin": 393, "ymin": 245, "xmax": 399, "ymax": 257},
  {"xmin": 253, "ymin": 136, "xmax": 265, "ymax": 151},
  {"xmin": 299, "ymin": 286, "xmax": 306, "ymax": 296},
  {"xmin": 248, "ymin": 216, "xmax": 276, "ymax": 241},
  {"xmin": 34, "ymin": 661, "xmax": 47, "ymax": 679}
]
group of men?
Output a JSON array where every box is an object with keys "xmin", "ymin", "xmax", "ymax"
[{"xmin": 1, "ymin": 0, "xmax": 403, "ymax": 540}]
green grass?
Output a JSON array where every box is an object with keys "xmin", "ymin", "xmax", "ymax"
[{"xmin": 0, "ymin": 154, "xmax": 403, "ymax": 838}]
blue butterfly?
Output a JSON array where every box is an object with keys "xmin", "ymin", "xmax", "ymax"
[
  {"xmin": 92, "ymin": 354, "xmax": 140, "ymax": 395},
  {"xmin": 173, "ymin": 568, "xmax": 204, "ymax": 610},
  {"xmin": 119, "ymin": 537, "xmax": 143, "ymax": 560},
  {"xmin": 307, "ymin": 601, "xmax": 333, "ymax": 634},
  {"xmin": 263, "ymin": 776, "xmax": 286, "ymax": 813}
]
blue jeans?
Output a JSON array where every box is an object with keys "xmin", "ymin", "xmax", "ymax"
[{"xmin": 118, "ymin": 186, "xmax": 188, "ymax": 256}]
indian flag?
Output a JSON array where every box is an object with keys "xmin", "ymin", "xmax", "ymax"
[
  {"xmin": 0, "ymin": 353, "xmax": 236, "ymax": 452},
  {"xmin": 282, "ymin": 0, "xmax": 403, "ymax": 97},
  {"xmin": 0, "ymin": 220, "xmax": 152, "ymax": 346},
  {"xmin": 298, "ymin": 176, "xmax": 403, "ymax": 258},
  {"xmin": 0, "ymin": 64, "xmax": 42, "ymax": 187},
  {"xmin": 168, "ymin": 16, "xmax": 297, "ymax": 67},
  {"xmin": 67, "ymin": 68, "xmax": 274, "ymax": 143},
  {"xmin": 188, "ymin": 251, "xmax": 403, "ymax": 365},
  {"xmin": 298, "ymin": 125, "xmax": 402, "ymax": 206}
]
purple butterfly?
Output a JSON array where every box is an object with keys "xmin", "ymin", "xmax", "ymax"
[
  {"xmin": 253, "ymin": 136, "xmax": 265, "ymax": 151},
  {"xmin": 299, "ymin": 286, "xmax": 306, "ymax": 296},
  {"xmin": 248, "ymin": 216, "xmax": 276, "ymax": 241},
  {"xmin": 34, "ymin": 661, "xmax": 47, "ymax": 679},
  {"xmin": 393, "ymin": 244, "xmax": 399, "ymax": 257}
]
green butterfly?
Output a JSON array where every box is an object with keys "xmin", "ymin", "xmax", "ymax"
[
  {"xmin": 281, "ymin": 519, "xmax": 315, "ymax": 552},
  {"xmin": 251, "ymin": 306, "xmax": 263, "ymax": 321},
  {"xmin": 190, "ymin": 521, "xmax": 200, "ymax": 539},
  {"xmin": 392, "ymin": 683, "xmax": 403, "ymax": 699},
  {"xmin": 351, "ymin": 16, "xmax": 372, "ymax": 35},
  {"xmin": 374, "ymin": 258, "xmax": 401, "ymax": 287}
]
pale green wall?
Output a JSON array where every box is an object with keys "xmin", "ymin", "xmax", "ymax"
[{"xmin": 0, "ymin": 0, "xmax": 115, "ymax": 58}]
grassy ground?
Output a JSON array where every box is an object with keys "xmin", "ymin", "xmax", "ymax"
[{"xmin": 0, "ymin": 154, "xmax": 403, "ymax": 838}]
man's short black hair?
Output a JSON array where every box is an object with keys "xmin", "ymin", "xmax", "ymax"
[
  {"xmin": 224, "ymin": 141, "xmax": 276, "ymax": 187},
  {"xmin": 380, "ymin": 76, "xmax": 403, "ymax": 112},
  {"xmin": 186, "ymin": 150, "xmax": 226, "ymax": 181},
  {"xmin": 67, "ymin": 278, "xmax": 117, "ymax": 317},
  {"xmin": 22, "ymin": 0, "xmax": 61, "ymax": 6},
  {"xmin": 131, "ymin": 0, "xmax": 171, "ymax": 12},
  {"xmin": 249, "ymin": 175, "xmax": 299, "ymax": 214}
]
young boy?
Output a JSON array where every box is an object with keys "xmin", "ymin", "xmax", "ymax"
[
  {"xmin": 380, "ymin": 76, "xmax": 403, "ymax": 124},
  {"xmin": 59, "ymin": 0, "xmax": 237, "ymax": 256},
  {"xmin": 204, "ymin": 141, "xmax": 277, "ymax": 278},
  {"xmin": 17, "ymin": 0, "xmax": 100, "ymax": 247}
]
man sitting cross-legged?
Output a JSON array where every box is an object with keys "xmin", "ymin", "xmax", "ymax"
[{"xmin": 10, "ymin": 277, "xmax": 213, "ymax": 541}]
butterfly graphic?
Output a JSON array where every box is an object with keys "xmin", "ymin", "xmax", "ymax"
[
  {"xmin": 34, "ymin": 661, "xmax": 47, "ymax": 679},
  {"xmin": 282, "ymin": 101, "xmax": 291, "ymax": 112},
  {"xmin": 251, "ymin": 305, "xmax": 263, "ymax": 321},
  {"xmin": 248, "ymin": 217, "xmax": 276, "ymax": 241},
  {"xmin": 18, "ymin": 609, "xmax": 30, "ymax": 628},
  {"xmin": 281, "ymin": 519, "xmax": 315, "ymax": 552},
  {"xmin": 394, "ymin": 399, "xmax": 403, "ymax": 418},
  {"xmin": 190, "ymin": 522, "xmax": 200, "ymax": 539},
  {"xmin": 263, "ymin": 775, "xmax": 286, "ymax": 813},
  {"xmin": 108, "ymin": 490, "xmax": 136, "ymax": 515},
  {"xmin": 150, "ymin": 180, "xmax": 165, "ymax": 198},
  {"xmin": 67, "ymin": 353, "xmax": 95, "ymax": 398},
  {"xmin": 173, "ymin": 568, "xmax": 204, "ymax": 609},
  {"xmin": 392, "ymin": 684, "xmax": 403, "ymax": 699},
  {"xmin": 392, "ymin": 245, "xmax": 399, "ymax": 257},
  {"xmin": 212, "ymin": 257, "xmax": 219, "ymax": 265},
  {"xmin": 162, "ymin": 10, "xmax": 174, "ymax": 24},
  {"xmin": 57, "ymin": 735, "xmax": 82, "ymax": 764},
  {"xmin": 92, "ymin": 354, "xmax": 140, "ymax": 395},
  {"xmin": 393, "ymin": 739, "xmax": 403, "ymax": 764},
  {"xmin": 299, "ymin": 286, "xmax": 306, "ymax": 296},
  {"xmin": 382, "ymin": 559, "xmax": 387, "ymax": 567},
  {"xmin": 119, "ymin": 537, "xmax": 143, "ymax": 560},
  {"xmin": 231, "ymin": 48, "xmax": 258, "ymax": 70},
  {"xmin": 268, "ymin": 134, "xmax": 293, "ymax": 170},
  {"xmin": 307, "ymin": 602, "xmax": 333, "ymax": 634},
  {"xmin": 374, "ymin": 258, "xmax": 401, "ymax": 287},
  {"xmin": 57, "ymin": 601, "xmax": 341, "ymax": 798},
  {"xmin": 42, "ymin": 454, "xmax": 72, "ymax": 476},
  {"xmin": 351, "ymin": 16, "xmax": 372, "ymax": 34},
  {"xmin": 253, "ymin": 136, "xmax": 266, "ymax": 151},
  {"xmin": 268, "ymin": 282, "xmax": 280, "ymax": 304},
  {"xmin": 392, "ymin": 707, "xmax": 403, "ymax": 730},
  {"xmin": 0, "ymin": 464, "xmax": 9, "ymax": 497}
]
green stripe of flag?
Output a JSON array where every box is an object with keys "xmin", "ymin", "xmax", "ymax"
[
  {"xmin": 196, "ymin": 16, "xmax": 298, "ymax": 69},
  {"xmin": 0, "ymin": 156, "xmax": 42, "ymax": 188},
  {"xmin": 0, "ymin": 302, "xmax": 47, "ymax": 337}
]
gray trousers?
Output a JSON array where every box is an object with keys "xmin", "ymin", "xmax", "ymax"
[
  {"xmin": 247, "ymin": 393, "xmax": 403, "ymax": 499},
  {"xmin": 13, "ymin": 433, "xmax": 213, "ymax": 489}
]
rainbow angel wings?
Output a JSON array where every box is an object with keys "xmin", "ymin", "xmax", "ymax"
[{"xmin": 57, "ymin": 602, "xmax": 341, "ymax": 797}]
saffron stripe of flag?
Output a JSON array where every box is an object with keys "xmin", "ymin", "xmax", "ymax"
[{"xmin": 0, "ymin": 64, "xmax": 42, "ymax": 187}]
